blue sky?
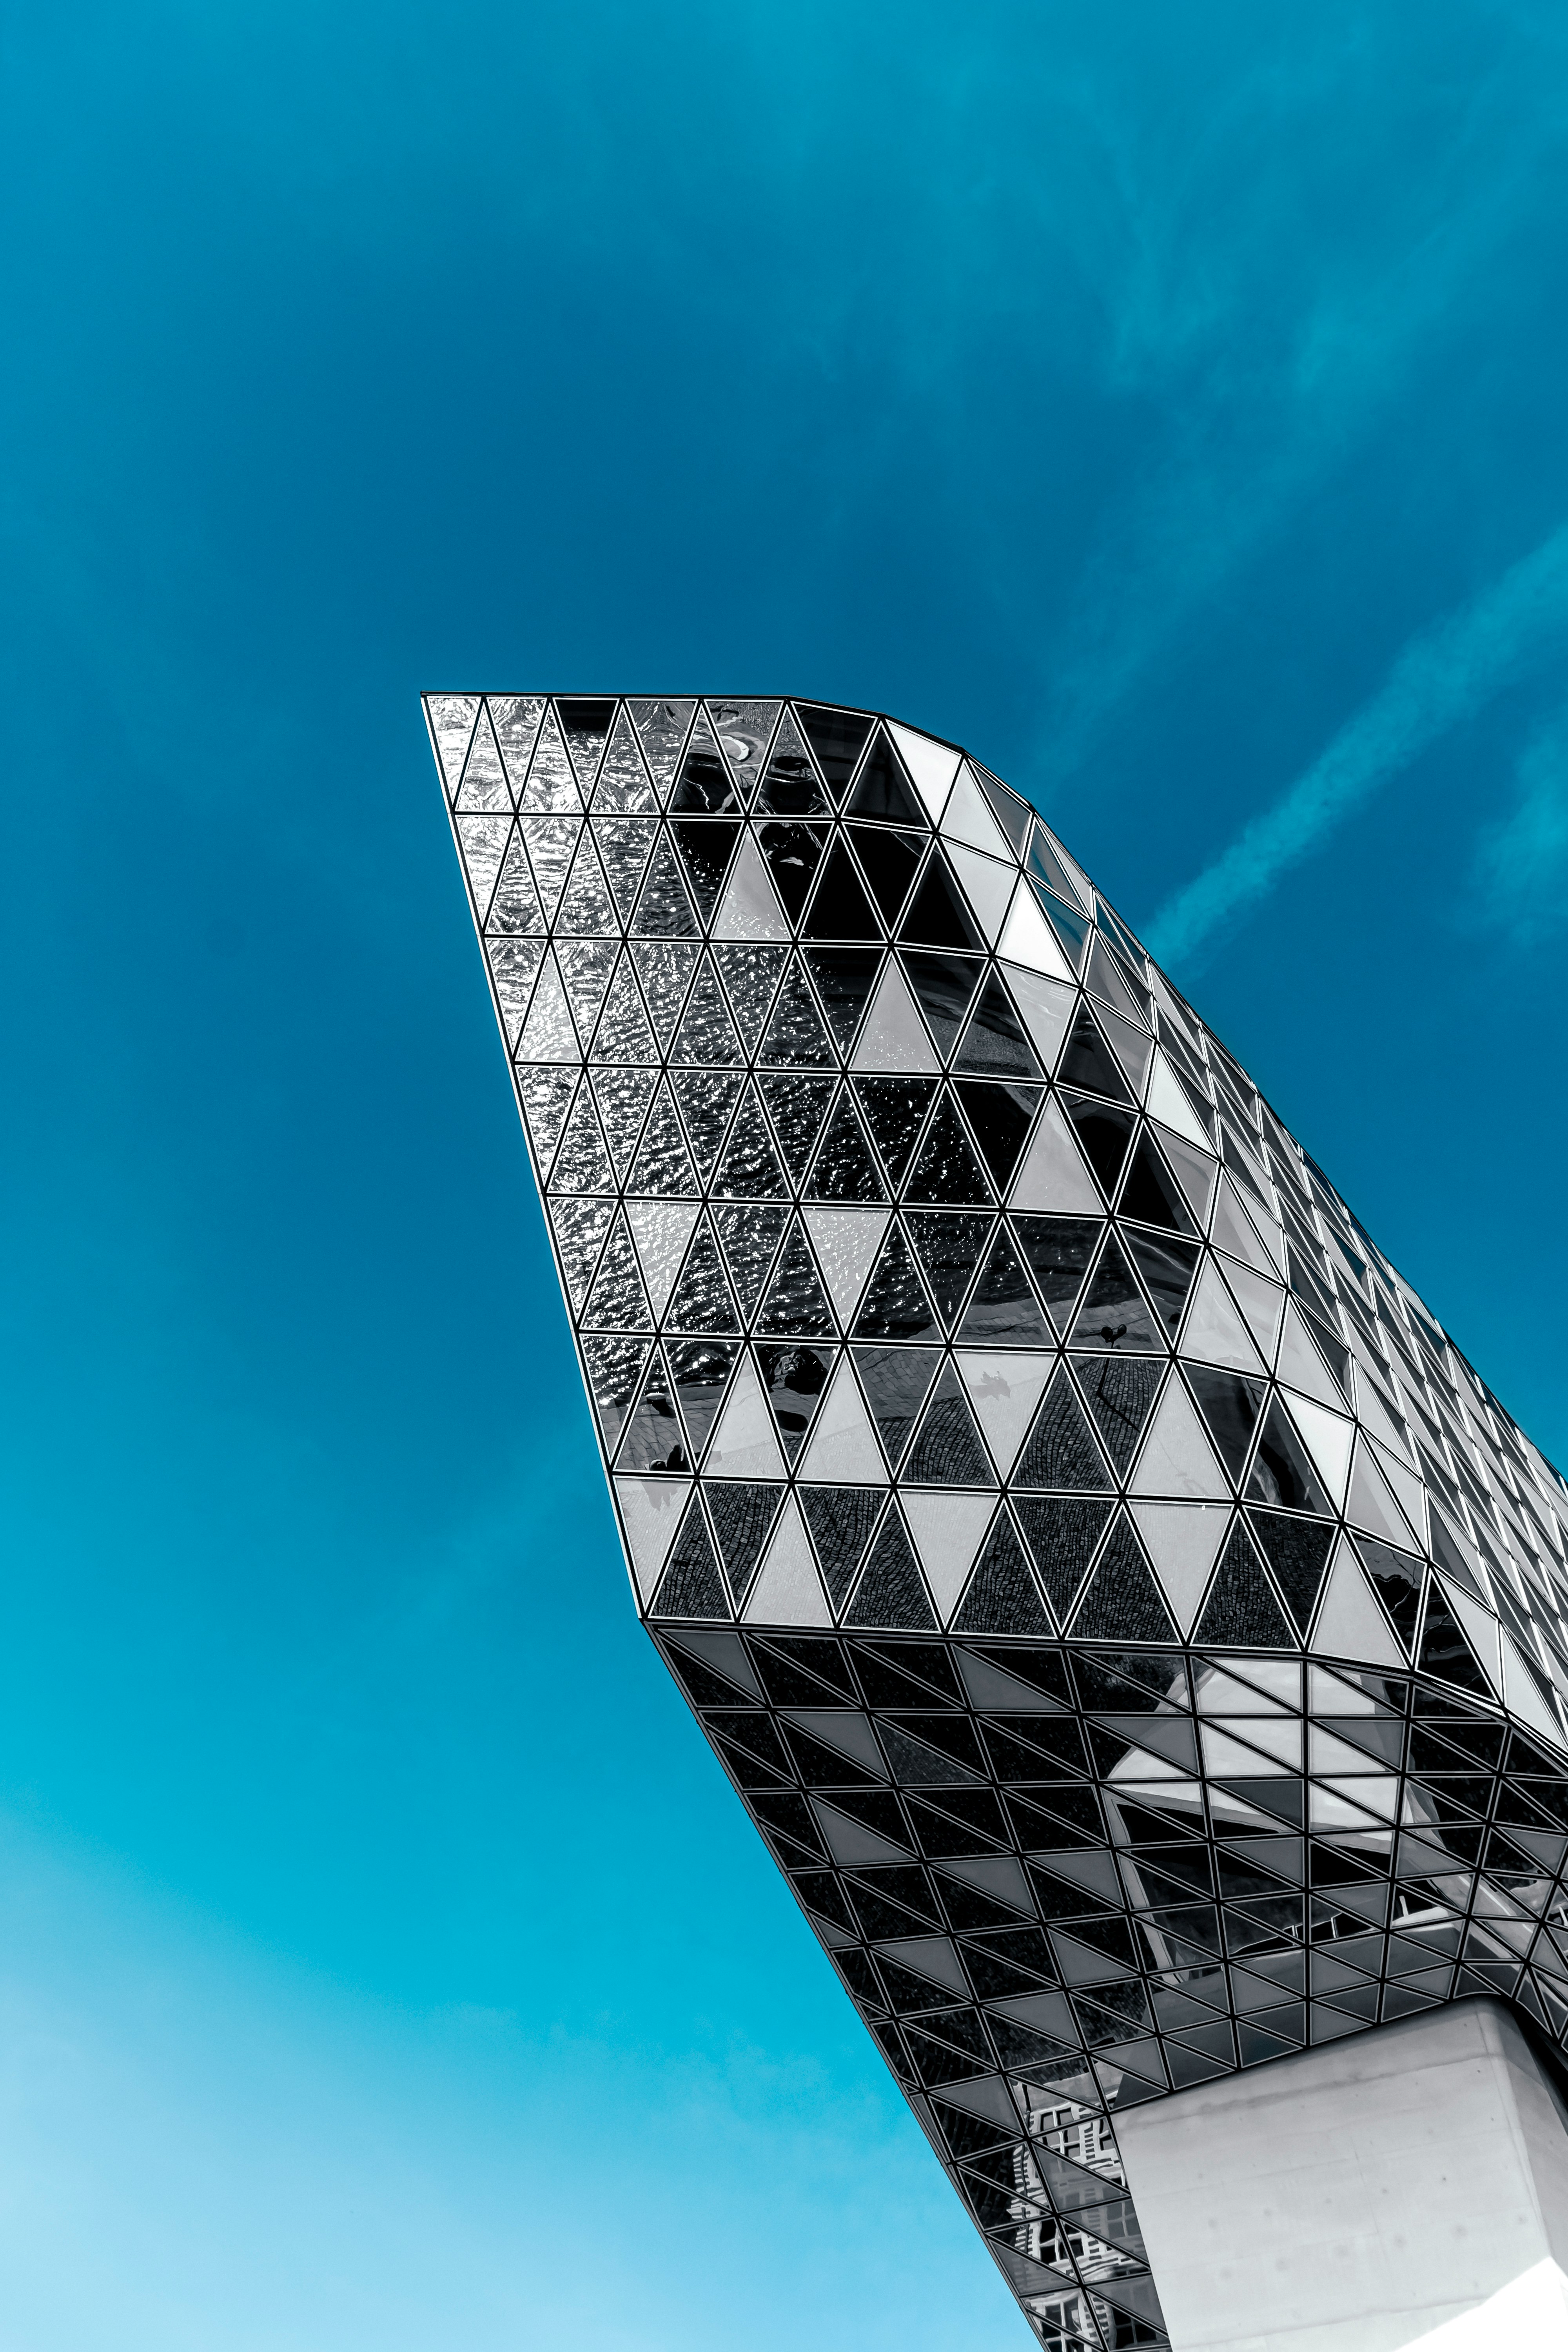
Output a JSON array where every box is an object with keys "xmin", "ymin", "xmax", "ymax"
[{"xmin": 4, "ymin": 0, "xmax": 1568, "ymax": 2343}]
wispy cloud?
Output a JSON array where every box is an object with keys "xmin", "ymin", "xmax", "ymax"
[
  {"xmin": 1145, "ymin": 519, "xmax": 1568, "ymax": 967},
  {"xmin": 1473, "ymin": 704, "xmax": 1568, "ymax": 947}
]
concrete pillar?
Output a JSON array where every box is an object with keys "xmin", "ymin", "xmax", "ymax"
[{"xmin": 1115, "ymin": 1999, "xmax": 1568, "ymax": 2352}]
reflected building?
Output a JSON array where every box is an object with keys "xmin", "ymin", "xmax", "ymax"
[{"xmin": 428, "ymin": 693, "xmax": 1568, "ymax": 2350}]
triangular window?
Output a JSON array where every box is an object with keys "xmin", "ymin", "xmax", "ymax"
[
  {"xmin": 851, "ymin": 826, "xmax": 924, "ymax": 927},
  {"xmin": 628, "ymin": 1082, "xmax": 698, "ymax": 1198},
  {"xmin": 953, "ymin": 1514, "xmax": 1051, "ymax": 1635},
  {"xmin": 1013, "ymin": 1214, "xmax": 1103, "ymax": 1332},
  {"xmin": 1012, "ymin": 1497, "xmax": 1114, "ymax": 1622},
  {"xmin": 1013, "ymin": 1368, "xmax": 1112, "ymax": 1492},
  {"xmin": 1072, "ymin": 1514, "xmax": 1177, "ymax": 1642},
  {"xmin": 852, "ymin": 1225, "xmax": 940, "ymax": 1345},
  {"xmin": 713, "ymin": 941, "xmax": 788, "ymax": 1054},
  {"xmin": 898, "ymin": 854, "xmax": 985, "ymax": 952},
  {"xmin": 1352, "ymin": 1534, "xmax": 1422, "ymax": 1650},
  {"xmin": 906, "ymin": 1210, "xmax": 994, "ymax": 1327},
  {"xmin": 804, "ymin": 946, "xmax": 882, "ymax": 1052},
  {"xmin": 756, "ymin": 1341, "xmax": 835, "ymax": 1455},
  {"xmin": 953, "ymin": 1080, "xmax": 1040, "ymax": 1193},
  {"xmin": 1069, "ymin": 1234, "xmax": 1164, "ymax": 1352},
  {"xmin": 904, "ymin": 1093, "xmax": 993, "ymax": 1205},
  {"xmin": 671, "ymin": 957, "xmax": 743, "ymax": 1065},
  {"xmin": 757, "ymin": 820, "xmax": 826, "ymax": 921},
  {"xmin": 1118, "ymin": 1131, "xmax": 1196, "ymax": 1234},
  {"xmin": 756, "ymin": 1223, "xmax": 836, "ymax": 1338},
  {"xmin": 757, "ymin": 1077, "xmax": 841, "ymax": 1185},
  {"xmin": 847, "ymin": 731, "xmax": 925, "ymax": 824},
  {"xmin": 669, "ymin": 1068, "xmax": 742, "ymax": 1180},
  {"xmin": 759, "ymin": 957, "xmax": 835, "ymax": 1066},
  {"xmin": 1057, "ymin": 1004, "xmax": 1133, "ymax": 1102},
  {"xmin": 1417, "ymin": 1582, "xmax": 1491, "ymax": 1697},
  {"xmin": 710, "ymin": 1085, "xmax": 789, "ymax": 1200},
  {"xmin": 803, "ymin": 838, "xmax": 883, "ymax": 941},
  {"xmin": 957, "ymin": 1225, "xmax": 1053, "ymax": 1348},
  {"xmin": 1184, "ymin": 1365, "xmax": 1266, "ymax": 1484},
  {"xmin": 633, "ymin": 833, "xmax": 699, "ymax": 936},
  {"xmin": 1246, "ymin": 1397, "xmax": 1331, "ymax": 1515},
  {"xmin": 713, "ymin": 1201, "xmax": 789, "ymax": 1320},
  {"xmin": 1072, "ymin": 1356, "xmax": 1164, "ymax": 1477},
  {"xmin": 1247, "ymin": 1509, "xmax": 1334, "ymax": 1635},
  {"xmin": 592, "ymin": 814, "xmax": 657, "ymax": 923},
  {"xmin": 846, "ymin": 1514, "xmax": 937, "ymax": 1629},
  {"xmin": 664, "ymin": 1223, "xmax": 741, "ymax": 1335},
  {"xmin": 795, "ymin": 702, "xmax": 874, "ymax": 797},
  {"xmin": 670, "ymin": 716, "xmax": 741, "ymax": 812},
  {"xmin": 616, "ymin": 1348, "xmax": 688, "ymax": 1472},
  {"xmin": 799, "ymin": 1487, "xmax": 887, "ymax": 1609},
  {"xmin": 899, "ymin": 950, "xmax": 984, "ymax": 1057},
  {"xmin": 666, "ymin": 1336, "xmax": 740, "ymax": 1459},
  {"xmin": 630, "ymin": 939, "xmax": 699, "ymax": 1046},
  {"xmin": 1059, "ymin": 1093, "xmax": 1136, "ymax": 1198},
  {"xmin": 671, "ymin": 818, "xmax": 740, "ymax": 918},
  {"xmin": 755, "ymin": 712, "xmax": 831, "ymax": 815},
  {"xmin": 908, "ymin": 1362, "xmax": 997, "ymax": 1487},
  {"xmin": 807, "ymin": 1093, "xmax": 887, "ymax": 1203},
  {"xmin": 954, "ymin": 974, "xmax": 1042, "ymax": 1079},
  {"xmin": 1122, "ymin": 1229, "xmax": 1201, "ymax": 1338},
  {"xmin": 1192, "ymin": 1520, "xmax": 1294, "ymax": 1648},
  {"xmin": 853, "ymin": 1075, "xmax": 938, "ymax": 1187},
  {"xmin": 708, "ymin": 1483, "xmax": 788, "ymax": 1609},
  {"xmin": 851, "ymin": 1342, "xmax": 943, "ymax": 1461},
  {"xmin": 651, "ymin": 1496, "xmax": 731, "ymax": 1620}
]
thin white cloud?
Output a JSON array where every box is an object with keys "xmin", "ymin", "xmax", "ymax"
[
  {"xmin": 1145, "ymin": 519, "xmax": 1568, "ymax": 967},
  {"xmin": 1473, "ymin": 704, "xmax": 1568, "ymax": 947}
]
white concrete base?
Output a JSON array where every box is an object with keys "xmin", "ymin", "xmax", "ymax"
[{"xmin": 1115, "ymin": 2000, "xmax": 1568, "ymax": 2351}]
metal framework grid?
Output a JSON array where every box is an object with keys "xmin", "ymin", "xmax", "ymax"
[{"xmin": 428, "ymin": 691, "xmax": 1568, "ymax": 2351}]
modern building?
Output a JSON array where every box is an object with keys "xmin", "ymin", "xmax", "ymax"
[{"xmin": 427, "ymin": 692, "xmax": 1568, "ymax": 2350}]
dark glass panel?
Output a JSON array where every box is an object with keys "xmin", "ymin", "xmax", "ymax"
[
  {"xmin": 847, "ymin": 731, "xmax": 925, "ymax": 824},
  {"xmin": 803, "ymin": 838, "xmax": 883, "ymax": 942},
  {"xmin": 795, "ymin": 702, "xmax": 875, "ymax": 795},
  {"xmin": 851, "ymin": 826, "xmax": 925, "ymax": 927},
  {"xmin": 900, "ymin": 856, "xmax": 985, "ymax": 952}
]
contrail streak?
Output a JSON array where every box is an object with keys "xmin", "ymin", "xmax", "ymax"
[{"xmin": 1145, "ymin": 519, "xmax": 1568, "ymax": 966}]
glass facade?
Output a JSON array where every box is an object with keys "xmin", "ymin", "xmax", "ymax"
[{"xmin": 429, "ymin": 691, "xmax": 1568, "ymax": 2349}]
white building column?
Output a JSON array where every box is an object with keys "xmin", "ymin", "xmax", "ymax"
[{"xmin": 1116, "ymin": 1998, "xmax": 1568, "ymax": 2352}]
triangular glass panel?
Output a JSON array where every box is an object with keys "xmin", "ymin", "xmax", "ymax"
[
  {"xmin": 899, "ymin": 854, "xmax": 985, "ymax": 951},
  {"xmin": 800, "ymin": 1487, "xmax": 887, "ymax": 1608},
  {"xmin": 556, "ymin": 938, "xmax": 619, "ymax": 1038},
  {"xmin": 580, "ymin": 1333, "xmax": 651, "ymax": 1453},
  {"xmin": 515, "ymin": 1065, "xmax": 578, "ymax": 1166},
  {"xmin": 592, "ymin": 1063, "xmax": 658, "ymax": 1162},
  {"xmin": 1118, "ymin": 1132, "xmax": 1196, "ymax": 1234},
  {"xmin": 582, "ymin": 1211, "xmax": 655, "ymax": 1331},
  {"xmin": 899, "ymin": 951, "xmax": 984, "ymax": 1059},
  {"xmin": 1071, "ymin": 1514, "xmax": 1178, "ymax": 1642},
  {"xmin": 1418, "ymin": 1581, "xmax": 1492, "ymax": 1698},
  {"xmin": 756, "ymin": 1222, "xmax": 836, "ymax": 1338},
  {"xmin": 758, "ymin": 1070, "xmax": 836, "ymax": 1183},
  {"xmin": 846, "ymin": 1512, "xmax": 937, "ymax": 1629},
  {"xmin": 1190, "ymin": 1518, "xmax": 1292, "ymax": 1648},
  {"xmin": 707, "ymin": 1482, "xmax": 788, "ymax": 1608},
  {"xmin": 486, "ymin": 938, "xmax": 545, "ymax": 1048},
  {"xmin": 1247, "ymin": 1510, "xmax": 1334, "ymax": 1636},
  {"xmin": 804, "ymin": 946, "xmax": 883, "ymax": 1054},
  {"xmin": 664, "ymin": 1222, "xmax": 741, "ymax": 1334},
  {"xmin": 807, "ymin": 1092, "xmax": 887, "ymax": 1202},
  {"xmin": 795, "ymin": 703, "xmax": 874, "ymax": 799},
  {"xmin": 670, "ymin": 714, "xmax": 742, "ymax": 812},
  {"xmin": 705, "ymin": 699, "xmax": 781, "ymax": 796},
  {"xmin": 627, "ymin": 940, "xmax": 696, "ymax": 1047},
  {"xmin": 481, "ymin": 694, "xmax": 545, "ymax": 803},
  {"xmin": 953, "ymin": 1512, "xmax": 1052, "ymax": 1635},
  {"xmin": 975, "ymin": 770, "xmax": 1031, "ymax": 857},
  {"xmin": 1122, "ymin": 1229, "xmax": 1201, "ymax": 1339},
  {"xmin": 666, "ymin": 1338, "xmax": 740, "ymax": 1459},
  {"xmin": 847, "ymin": 730, "xmax": 925, "ymax": 824},
  {"xmin": 1351, "ymin": 1534, "xmax": 1423, "ymax": 1651},
  {"xmin": 957, "ymin": 1226, "xmax": 1053, "ymax": 1347},
  {"xmin": 1185, "ymin": 1366, "xmax": 1266, "ymax": 1485},
  {"xmin": 628, "ymin": 1081, "xmax": 700, "ymax": 1197},
  {"xmin": 1025, "ymin": 826, "xmax": 1087, "ymax": 911},
  {"xmin": 550, "ymin": 1084, "xmax": 615, "ymax": 1194},
  {"xmin": 904, "ymin": 1094, "xmax": 994, "ymax": 1205},
  {"xmin": 1013, "ymin": 1214, "xmax": 1103, "ymax": 1332},
  {"xmin": 804, "ymin": 838, "xmax": 883, "ymax": 941},
  {"xmin": 1247, "ymin": 1398, "xmax": 1332, "ymax": 1515},
  {"xmin": 520, "ymin": 708, "xmax": 581, "ymax": 811},
  {"xmin": 853, "ymin": 1076, "xmax": 938, "ymax": 1187},
  {"xmin": 851, "ymin": 1343, "xmax": 944, "ymax": 1464},
  {"xmin": 428, "ymin": 693, "xmax": 479, "ymax": 799},
  {"xmin": 851, "ymin": 826, "xmax": 924, "ymax": 927},
  {"xmin": 1037, "ymin": 889, "xmax": 1092, "ymax": 972},
  {"xmin": 670, "ymin": 1067, "xmax": 742, "ymax": 1180},
  {"xmin": 908, "ymin": 1362, "xmax": 997, "ymax": 1487},
  {"xmin": 713, "ymin": 1202, "xmax": 789, "ymax": 1320},
  {"xmin": 1069, "ymin": 1234, "xmax": 1164, "ymax": 1353},
  {"xmin": 590, "ymin": 707, "xmax": 655, "ymax": 813},
  {"xmin": 760, "ymin": 956, "xmax": 836, "ymax": 1066},
  {"xmin": 755, "ymin": 711, "xmax": 831, "ymax": 815},
  {"xmin": 520, "ymin": 814, "xmax": 580, "ymax": 922},
  {"xmin": 672, "ymin": 818, "xmax": 740, "ymax": 919},
  {"xmin": 671, "ymin": 955, "xmax": 744, "ymax": 1066},
  {"xmin": 555, "ymin": 698, "xmax": 616, "ymax": 797},
  {"xmin": 711, "ymin": 1083, "xmax": 790, "ymax": 1200},
  {"xmin": 591, "ymin": 815, "xmax": 657, "ymax": 923},
  {"xmin": 953, "ymin": 1080, "xmax": 1041, "ymax": 1193},
  {"xmin": 714, "ymin": 941, "xmax": 788, "ymax": 1053},
  {"xmin": 1060, "ymin": 1094, "xmax": 1136, "ymax": 1200},
  {"xmin": 483, "ymin": 829, "xmax": 541, "ymax": 934},
  {"xmin": 590, "ymin": 954, "xmax": 658, "ymax": 1065},
  {"xmin": 1072, "ymin": 1356, "xmax": 1164, "ymax": 1482},
  {"xmin": 953, "ymin": 975, "xmax": 1042, "ymax": 1081},
  {"xmin": 757, "ymin": 820, "xmax": 827, "ymax": 919},
  {"xmin": 1014, "ymin": 1368, "xmax": 1112, "ymax": 1492},
  {"xmin": 1084, "ymin": 933, "xmax": 1144, "ymax": 1024},
  {"xmin": 651, "ymin": 1494, "xmax": 731, "ymax": 1620},
  {"xmin": 906, "ymin": 1210, "xmax": 994, "ymax": 1328},
  {"xmin": 633, "ymin": 833, "xmax": 700, "ymax": 936},
  {"xmin": 550, "ymin": 1196, "xmax": 615, "ymax": 1310},
  {"xmin": 853, "ymin": 1224, "xmax": 941, "ymax": 1344},
  {"xmin": 626, "ymin": 698, "xmax": 695, "ymax": 799},
  {"xmin": 1012, "ymin": 1497, "xmax": 1115, "ymax": 1622},
  {"xmin": 1162, "ymin": 1130, "xmax": 1221, "ymax": 1228},
  {"xmin": 757, "ymin": 1342, "xmax": 836, "ymax": 1459},
  {"xmin": 1058, "ymin": 1004, "xmax": 1133, "ymax": 1102}
]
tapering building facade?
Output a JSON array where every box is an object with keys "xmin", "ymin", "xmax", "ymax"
[{"xmin": 428, "ymin": 693, "xmax": 1568, "ymax": 2350}]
